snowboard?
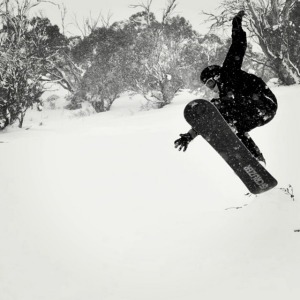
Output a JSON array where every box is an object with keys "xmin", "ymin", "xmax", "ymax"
[{"xmin": 184, "ymin": 99, "xmax": 277, "ymax": 194}]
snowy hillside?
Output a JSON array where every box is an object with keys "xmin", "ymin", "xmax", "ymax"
[{"xmin": 0, "ymin": 86, "xmax": 300, "ymax": 300}]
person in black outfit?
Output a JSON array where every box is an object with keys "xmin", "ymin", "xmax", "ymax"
[{"xmin": 174, "ymin": 11, "xmax": 277, "ymax": 163}]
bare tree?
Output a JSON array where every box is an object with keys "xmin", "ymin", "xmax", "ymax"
[{"xmin": 129, "ymin": 0, "xmax": 186, "ymax": 107}]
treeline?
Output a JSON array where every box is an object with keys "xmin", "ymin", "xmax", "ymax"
[{"xmin": 0, "ymin": 0, "xmax": 299, "ymax": 129}]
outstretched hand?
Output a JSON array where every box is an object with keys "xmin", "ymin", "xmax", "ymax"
[{"xmin": 174, "ymin": 133, "xmax": 193, "ymax": 152}]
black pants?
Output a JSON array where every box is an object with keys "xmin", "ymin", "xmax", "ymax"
[{"xmin": 212, "ymin": 90, "xmax": 277, "ymax": 158}]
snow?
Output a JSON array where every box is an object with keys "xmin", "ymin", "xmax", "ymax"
[{"xmin": 0, "ymin": 85, "xmax": 300, "ymax": 300}]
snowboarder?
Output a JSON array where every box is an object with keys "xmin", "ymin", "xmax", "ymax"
[{"xmin": 174, "ymin": 11, "xmax": 278, "ymax": 163}]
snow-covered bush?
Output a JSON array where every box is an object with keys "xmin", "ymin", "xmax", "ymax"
[
  {"xmin": 68, "ymin": 101, "xmax": 96, "ymax": 118},
  {"xmin": 46, "ymin": 95, "xmax": 60, "ymax": 110}
]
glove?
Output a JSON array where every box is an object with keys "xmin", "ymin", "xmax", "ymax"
[
  {"xmin": 236, "ymin": 10, "xmax": 245, "ymax": 18},
  {"xmin": 233, "ymin": 10, "xmax": 245, "ymax": 29},
  {"xmin": 174, "ymin": 133, "xmax": 193, "ymax": 152}
]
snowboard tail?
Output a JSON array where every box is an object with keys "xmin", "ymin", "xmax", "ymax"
[{"xmin": 184, "ymin": 99, "xmax": 277, "ymax": 194}]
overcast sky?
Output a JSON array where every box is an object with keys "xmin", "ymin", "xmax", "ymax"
[{"xmin": 36, "ymin": 0, "xmax": 227, "ymax": 36}]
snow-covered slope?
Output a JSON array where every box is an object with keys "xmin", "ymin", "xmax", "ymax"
[{"xmin": 0, "ymin": 86, "xmax": 299, "ymax": 300}]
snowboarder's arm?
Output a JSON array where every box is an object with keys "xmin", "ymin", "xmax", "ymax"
[
  {"xmin": 222, "ymin": 11, "xmax": 247, "ymax": 72},
  {"xmin": 188, "ymin": 128, "xmax": 198, "ymax": 139}
]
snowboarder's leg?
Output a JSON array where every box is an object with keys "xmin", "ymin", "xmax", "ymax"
[
  {"xmin": 211, "ymin": 94, "xmax": 277, "ymax": 133},
  {"xmin": 211, "ymin": 97, "xmax": 270, "ymax": 163},
  {"xmin": 236, "ymin": 131, "xmax": 266, "ymax": 163}
]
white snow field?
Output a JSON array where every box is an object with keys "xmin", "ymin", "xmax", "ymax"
[{"xmin": 0, "ymin": 85, "xmax": 300, "ymax": 300}]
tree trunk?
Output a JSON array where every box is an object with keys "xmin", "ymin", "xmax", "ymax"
[
  {"xmin": 18, "ymin": 113, "xmax": 25, "ymax": 128},
  {"xmin": 273, "ymin": 57, "xmax": 300, "ymax": 85},
  {"xmin": 159, "ymin": 75, "xmax": 175, "ymax": 107}
]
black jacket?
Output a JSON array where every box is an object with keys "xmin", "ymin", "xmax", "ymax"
[{"xmin": 217, "ymin": 16, "xmax": 277, "ymax": 107}]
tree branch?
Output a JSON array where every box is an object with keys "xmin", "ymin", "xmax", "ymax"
[{"xmin": 162, "ymin": 0, "xmax": 177, "ymax": 25}]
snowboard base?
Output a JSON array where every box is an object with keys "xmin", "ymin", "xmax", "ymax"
[{"xmin": 184, "ymin": 99, "xmax": 277, "ymax": 194}]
